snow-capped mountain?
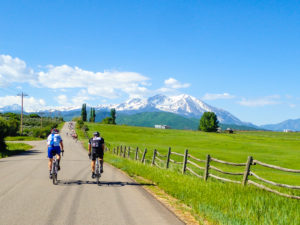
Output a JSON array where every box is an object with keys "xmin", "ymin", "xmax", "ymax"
[
  {"xmin": 0, "ymin": 104, "xmax": 22, "ymax": 112},
  {"xmin": 0, "ymin": 94, "xmax": 255, "ymax": 127},
  {"xmin": 95, "ymin": 94, "xmax": 250, "ymax": 126}
]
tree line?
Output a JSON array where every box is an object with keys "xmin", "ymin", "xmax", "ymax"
[{"xmin": 81, "ymin": 104, "xmax": 116, "ymax": 125}]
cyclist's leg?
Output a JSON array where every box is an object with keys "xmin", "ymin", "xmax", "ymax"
[
  {"xmin": 48, "ymin": 147, "xmax": 54, "ymax": 171},
  {"xmin": 55, "ymin": 146, "xmax": 61, "ymax": 168},
  {"xmin": 99, "ymin": 150, "xmax": 104, "ymax": 172},
  {"xmin": 91, "ymin": 152, "xmax": 96, "ymax": 172},
  {"xmin": 48, "ymin": 158, "xmax": 53, "ymax": 171},
  {"xmin": 91, "ymin": 152, "xmax": 97, "ymax": 178}
]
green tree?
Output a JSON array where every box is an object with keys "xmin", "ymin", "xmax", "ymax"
[
  {"xmin": 81, "ymin": 103, "xmax": 87, "ymax": 122},
  {"xmin": 199, "ymin": 112, "xmax": 219, "ymax": 132},
  {"xmin": 110, "ymin": 108, "xmax": 116, "ymax": 124},
  {"xmin": 29, "ymin": 113, "xmax": 40, "ymax": 118},
  {"xmin": 89, "ymin": 107, "xmax": 96, "ymax": 122},
  {"xmin": 92, "ymin": 108, "xmax": 96, "ymax": 122},
  {"xmin": 101, "ymin": 117, "xmax": 114, "ymax": 124},
  {"xmin": 89, "ymin": 108, "xmax": 93, "ymax": 122},
  {"xmin": 0, "ymin": 117, "xmax": 9, "ymax": 155}
]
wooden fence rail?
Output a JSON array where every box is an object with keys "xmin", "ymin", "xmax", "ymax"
[
  {"xmin": 108, "ymin": 144, "xmax": 300, "ymax": 200},
  {"xmin": 253, "ymin": 160, "xmax": 300, "ymax": 173}
]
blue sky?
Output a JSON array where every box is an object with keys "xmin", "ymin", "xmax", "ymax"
[{"xmin": 0, "ymin": 0, "xmax": 299, "ymax": 125}]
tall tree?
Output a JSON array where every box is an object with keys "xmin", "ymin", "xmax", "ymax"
[
  {"xmin": 89, "ymin": 107, "xmax": 93, "ymax": 122},
  {"xmin": 110, "ymin": 108, "xmax": 116, "ymax": 124},
  {"xmin": 81, "ymin": 103, "xmax": 87, "ymax": 122},
  {"xmin": 92, "ymin": 108, "xmax": 96, "ymax": 122},
  {"xmin": 199, "ymin": 112, "xmax": 219, "ymax": 132}
]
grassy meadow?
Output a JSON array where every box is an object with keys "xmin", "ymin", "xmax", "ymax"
[
  {"xmin": 77, "ymin": 123, "xmax": 300, "ymax": 225},
  {"xmin": 0, "ymin": 143, "xmax": 33, "ymax": 158}
]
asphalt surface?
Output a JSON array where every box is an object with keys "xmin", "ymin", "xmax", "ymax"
[{"xmin": 0, "ymin": 123, "xmax": 184, "ymax": 225}]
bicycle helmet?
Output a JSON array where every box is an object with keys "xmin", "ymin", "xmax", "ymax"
[
  {"xmin": 93, "ymin": 131, "xmax": 100, "ymax": 137},
  {"xmin": 51, "ymin": 128, "xmax": 59, "ymax": 134}
]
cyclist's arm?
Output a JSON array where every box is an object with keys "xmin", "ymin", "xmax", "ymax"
[
  {"xmin": 60, "ymin": 140, "xmax": 64, "ymax": 151},
  {"xmin": 88, "ymin": 142, "xmax": 91, "ymax": 154}
]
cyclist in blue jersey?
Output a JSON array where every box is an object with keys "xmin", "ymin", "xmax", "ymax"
[{"xmin": 47, "ymin": 128, "xmax": 64, "ymax": 179}]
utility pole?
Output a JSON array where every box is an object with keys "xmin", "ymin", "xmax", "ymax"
[
  {"xmin": 39, "ymin": 112, "xmax": 45, "ymax": 129},
  {"xmin": 17, "ymin": 92, "xmax": 28, "ymax": 135}
]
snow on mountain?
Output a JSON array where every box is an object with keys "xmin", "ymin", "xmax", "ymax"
[
  {"xmin": 94, "ymin": 94, "xmax": 247, "ymax": 125},
  {"xmin": 0, "ymin": 94, "xmax": 254, "ymax": 126},
  {"xmin": 0, "ymin": 104, "xmax": 22, "ymax": 112}
]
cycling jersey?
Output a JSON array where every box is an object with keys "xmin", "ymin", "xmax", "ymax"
[
  {"xmin": 89, "ymin": 137, "xmax": 104, "ymax": 159},
  {"xmin": 47, "ymin": 133, "xmax": 62, "ymax": 147}
]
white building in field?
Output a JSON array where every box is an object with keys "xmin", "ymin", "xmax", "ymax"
[
  {"xmin": 283, "ymin": 129, "xmax": 293, "ymax": 133},
  {"xmin": 155, "ymin": 125, "xmax": 171, "ymax": 129}
]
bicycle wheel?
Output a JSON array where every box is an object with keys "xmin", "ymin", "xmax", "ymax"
[
  {"xmin": 96, "ymin": 160, "xmax": 100, "ymax": 185},
  {"xmin": 52, "ymin": 172, "xmax": 58, "ymax": 185},
  {"xmin": 52, "ymin": 161, "xmax": 58, "ymax": 185}
]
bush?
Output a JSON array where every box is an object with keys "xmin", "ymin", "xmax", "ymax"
[
  {"xmin": 0, "ymin": 117, "xmax": 9, "ymax": 154},
  {"xmin": 82, "ymin": 125, "xmax": 89, "ymax": 132},
  {"xmin": 101, "ymin": 117, "xmax": 114, "ymax": 124},
  {"xmin": 32, "ymin": 126, "xmax": 52, "ymax": 138},
  {"xmin": 76, "ymin": 119, "xmax": 84, "ymax": 129}
]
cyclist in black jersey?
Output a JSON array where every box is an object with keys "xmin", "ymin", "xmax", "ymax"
[{"xmin": 88, "ymin": 131, "xmax": 105, "ymax": 178}]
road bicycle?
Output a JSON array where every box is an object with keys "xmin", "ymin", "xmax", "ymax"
[
  {"xmin": 51, "ymin": 155, "xmax": 59, "ymax": 185},
  {"xmin": 51, "ymin": 150, "xmax": 63, "ymax": 185},
  {"xmin": 95, "ymin": 157, "xmax": 101, "ymax": 185}
]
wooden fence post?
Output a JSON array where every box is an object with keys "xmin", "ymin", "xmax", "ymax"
[
  {"xmin": 135, "ymin": 147, "xmax": 139, "ymax": 160},
  {"xmin": 182, "ymin": 149, "xmax": 188, "ymax": 174},
  {"xmin": 116, "ymin": 146, "xmax": 119, "ymax": 155},
  {"xmin": 242, "ymin": 156, "xmax": 253, "ymax": 186},
  {"xmin": 113, "ymin": 147, "xmax": 115, "ymax": 154},
  {"xmin": 128, "ymin": 147, "xmax": 131, "ymax": 158},
  {"xmin": 166, "ymin": 147, "xmax": 171, "ymax": 169},
  {"xmin": 152, "ymin": 149, "xmax": 157, "ymax": 166},
  {"xmin": 141, "ymin": 148, "xmax": 147, "ymax": 164},
  {"xmin": 120, "ymin": 145, "xmax": 123, "ymax": 156},
  {"xmin": 123, "ymin": 146, "xmax": 126, "ymax": 158},
  {"xmin": 204, "ymin": 154, "xmax": 211, "ymax": 181}
]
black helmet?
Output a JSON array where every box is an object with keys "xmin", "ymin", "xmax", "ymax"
[{"xmin": 93, "ymin": 131, "xmax": 100, "ymax": 137}]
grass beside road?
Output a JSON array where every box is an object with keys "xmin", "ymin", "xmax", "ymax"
[
  {"xmin": 5, "ymin": 136, "xmax": 43, "ymax": 141},
  {"xmin": 105, "ymin": 154, "xmax": 300, "ymax": 225},
  {"xmin": 0, "ymin": 143, "xmax": 33, "ymax": 158},
  {"xmin": 83, "ymin": 123, "xmax": 300, "ymax": 185},
  {"xmin": 77, "ymin": 123, "xmax": 300, "ymax": 225}
]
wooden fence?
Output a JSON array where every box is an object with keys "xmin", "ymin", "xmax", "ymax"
[{"xmin": 105, "ymin": 146, "xmax": 300, "ymax": 200}]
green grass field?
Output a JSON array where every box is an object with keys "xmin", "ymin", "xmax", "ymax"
[
  {"xmin": 77, "ymin": 123, "xmax": 300, "ymax": 225},
  {"xmin": 5, "ymin": 136, "xmax": 43, "ymax": 141},
  {"xmin": 0, "ymin": 143, "xmax": 33, "ymax": 158}
]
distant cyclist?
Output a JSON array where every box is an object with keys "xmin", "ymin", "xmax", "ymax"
[
  {"xmin": 47, "ymin": 128, "xmax": 64, "ymax": 179},
  {"xmin": 88, "ymin": 131, "xmax": 105, "ymax": 178}
]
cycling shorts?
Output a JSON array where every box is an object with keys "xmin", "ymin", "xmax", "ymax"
[
  {"xmin": 48, "ymin": 146, "xmax": 61, "ymax": 159},
  {"xmin": 91, "ymin": 151, "xmax": 104, "ymax": 161}
]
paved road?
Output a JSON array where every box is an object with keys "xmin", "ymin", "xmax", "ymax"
[{"xmin": 0, "ymin": 123, "xmax": 184, "ymax": 225}]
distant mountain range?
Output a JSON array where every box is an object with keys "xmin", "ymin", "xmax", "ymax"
[{"xmin": 1, "ymin": 94, "xmax": 299, "ymax": 131}]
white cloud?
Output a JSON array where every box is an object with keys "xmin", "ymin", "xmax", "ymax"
[
  {"xmin": 71, "ymin": 89, "xmax": 91, "ymax": 106},
  {"xmin": 0, "ymin": 95, "xmax": 46, "ymax": 112},
  {"xmin": 57, "ymin": 95, "xmax": 69, "ymax": 106},
  {"xmin": 164, "ymin": 78, "xmax": 190, "ymax": 89},
  {"xmin": 202, "ymin": 93, "xmax": 235, "ymax": 100},
  {"xmin": 37, "ymin": 65, "xmax": 150, "ymax": 98},
  {"xmin": 238, "ymin": 95, "xmax": 281, "ymax": 107},
  {"xmin": 0, "ymin": 55, "xmax": 35, "ymax": 87},
  {"xmin": 289, "ymin": 104, "xmax": 296, "ymax": 108}
]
